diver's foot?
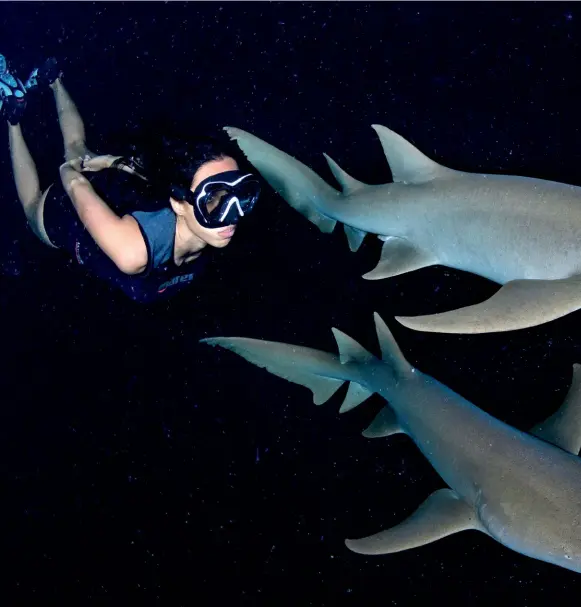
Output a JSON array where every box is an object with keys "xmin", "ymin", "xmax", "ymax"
[
  {"xmin": 28, "ymin": 57, "xmax": 61, "ymax": 89},
  {"xmin": 1, "ymin": 92, "xmax": 27, "ymax": 125}
]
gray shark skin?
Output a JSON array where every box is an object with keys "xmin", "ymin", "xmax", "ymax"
[
  {"xmin": 201, "ymin": 315, "xmax": 581, "ymax": 574},
  {"xmin": 224, "ymin": 125, "xmax": 581, "ymax": 334}
]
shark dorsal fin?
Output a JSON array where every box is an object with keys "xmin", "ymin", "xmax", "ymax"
[
  {"xmin": 323, "ymin": 153, "xmax": 367, "ymax": 195},
  {"xmin": 331, "ymin": 328, "xmax": 375, "ymax": 365},
  {"xmin": 530, "ymin": 364, "xmax": 581, "ymax": 455},
  {"xmin": 371, "ymin": 124, "xmax": 459, "ymax": 185},
  {"xmin": 373, "ymin": 313, "xmax": 412, "ymax": 375},
  {"xmin": 322, "ymin": 155, "xmax": 368, "ymax": 252}
]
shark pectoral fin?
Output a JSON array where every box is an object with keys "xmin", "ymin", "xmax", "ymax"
[
  {"xmin": 530, "ymin": 363, "xmax": 581, "ymax": 455},
  {"xmin": 396, "ymin": 276, "xmax": 581, "ymax": 334},
  {"xmin": 223, "ymin": 126, "xmax": 338, "ymax": 233},
  {"xmin": 361, "ymin": 405, "xmax": 403, "ymax": 438},
  {"xmin": 362, "ymin": 237, "xmax": 438, "ymax": 280},
  {"xmin": 345, "ymin": 489, "xmax": 482, "ymax": 556},
  {"xmin": 343, "ymin": 225, "xmax": 367, "ymax": 252}
]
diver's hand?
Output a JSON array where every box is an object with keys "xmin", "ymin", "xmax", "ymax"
[
  {"xmin": 62, "ymin": 154, "xmax": 121, "ymax": 173},
  {"xmin": 63, "ymin": 156, "xmax": 84, "ymax": 172},
  {"xmin": 80, "ymin": 154, "xmax": 122, "ymax": 172}
]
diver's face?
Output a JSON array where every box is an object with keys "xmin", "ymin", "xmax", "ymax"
[{"xmin": 179, "ymin": 156, "xmax": 241, "ymax": 248}]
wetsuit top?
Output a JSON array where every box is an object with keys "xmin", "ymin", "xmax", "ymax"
[{"xmin": 43, "ymin": 168, "xmax": 210, "ymax": 304}]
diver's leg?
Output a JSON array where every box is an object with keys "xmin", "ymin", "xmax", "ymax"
[
  {"xmin": 50, "ymin": 77, "xmax": 96, "ymax": 162},
  {"xmin": 8, "ymin": 123, "xmax": 55, "ymax": 247}
]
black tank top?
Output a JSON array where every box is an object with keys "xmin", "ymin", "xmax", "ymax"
[{"xmin": 43, "ymin": 168, "xmax": 210, "ymax": 304}]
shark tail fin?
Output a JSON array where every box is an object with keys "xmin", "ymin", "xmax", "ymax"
[
  {"xmin": 201, "ymin": 314, "xmax": 404, "ymax": 414},
  {"xmin": 200, "ymin": 336, "xmax": 345, "ymax": 406},
  {"xmin": 201, "ymin": 335, "xmax": 360, "ymax": 409},
  {"xmin": 201, "ymin": 315, "xmax": 412, "ymax": 438},
  {"xmin": 223, "ymin": 126, "xmax": 340, "ymax": 234},
  {"xmin": 201, "ymin": 315, "xmax": 411, "ymax": 418}
]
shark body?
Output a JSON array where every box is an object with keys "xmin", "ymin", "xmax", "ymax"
[
  {"xmin": 201, "ymin": 316, "xmax": 581, "ymax": 573},
  {"xmin": 224, "ymin": 125, "xmax": 581, "ymax": 334}
]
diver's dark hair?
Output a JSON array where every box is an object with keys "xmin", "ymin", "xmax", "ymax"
[
  {"xmin": 153, "ymin": 133, "xmax": 242, "ymax": 201},
  {"xmin": 114, "ymin": 121, "xmax": 246, "ymax": 202}
]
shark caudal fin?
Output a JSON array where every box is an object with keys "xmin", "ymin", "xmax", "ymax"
[
  {"xmin": 224, "ymin": 126, "xmax": 373, "ymax": 253},
  {"xmin": 200, "ymin": 335, "xmax": 346, "ymax": 406},
  {"xmin": 200, "ymin": 313, "xmax": 412, "ymax": 426},
  {"xmin": 200, "ymin": 330, "xmax": 374, "ymax": 412},
  {"xmin": 223, "ymin": 126, "xmax": 339, "ymax": 232}
]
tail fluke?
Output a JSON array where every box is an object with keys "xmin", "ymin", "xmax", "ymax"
[
  {"xmin": 201, "ymin": 313, "xmax": 413, "ymax": 417},
  {"xmin": 224, "ymin": 126, "xmax": 339, "ymax": 233},
  {"xmin": 201, "ymin": 324, "xmax": 378, "ymax": 412},
  {"xmin": 200, "ymin": 336, "xmax": 346, "ymax": 405},
  {"xmin": 201, "ymin": 330, "xmax": 373, "ymax": 411}
]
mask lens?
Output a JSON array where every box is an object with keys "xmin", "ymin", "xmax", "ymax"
[
  {"xmin": 204, "ymin": 188, "xmax": 229, "ymax": 215},
  {"xmin": 236, "ymin": 181, "xmax": 260, "ymax": 210}
]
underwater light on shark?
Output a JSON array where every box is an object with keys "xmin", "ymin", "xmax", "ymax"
[
  {"xmin": 201, "ymin": 316, "xmax": 581, "ymax": 574},
  {"xmin": 223, "ymin": 125, "xmax": 581, "ymax": 335}
]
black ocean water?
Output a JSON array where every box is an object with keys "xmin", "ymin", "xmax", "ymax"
[{"xmin": 0, "ymin": 2, "xmax": 580, "ymax": 604}]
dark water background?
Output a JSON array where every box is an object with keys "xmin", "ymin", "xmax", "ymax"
[{"xmin": 0, "ymin": 2, "xmax": 580, "ymax": 604}]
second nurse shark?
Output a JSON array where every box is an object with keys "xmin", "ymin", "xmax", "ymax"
[
  {"xmin": 202, "ymin": 314, "xmax": 581, "ymax": 574},
  {"xmin": 223, "ymin": 124, "xmax": 581, "ymax": 335}
]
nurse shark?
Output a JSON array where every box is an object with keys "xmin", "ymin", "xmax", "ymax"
[
  {"xmin": 201, "ymin": 315, "xmax": 581, "ymax": 574},
  {"xmin": 223, "ymin": 125, "xmax": 581, "ymax": 335}
]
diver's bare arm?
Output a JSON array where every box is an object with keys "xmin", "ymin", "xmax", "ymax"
[{"xmin": 59, "ymin": 163, "xmax": 147, "ymax": 274}]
